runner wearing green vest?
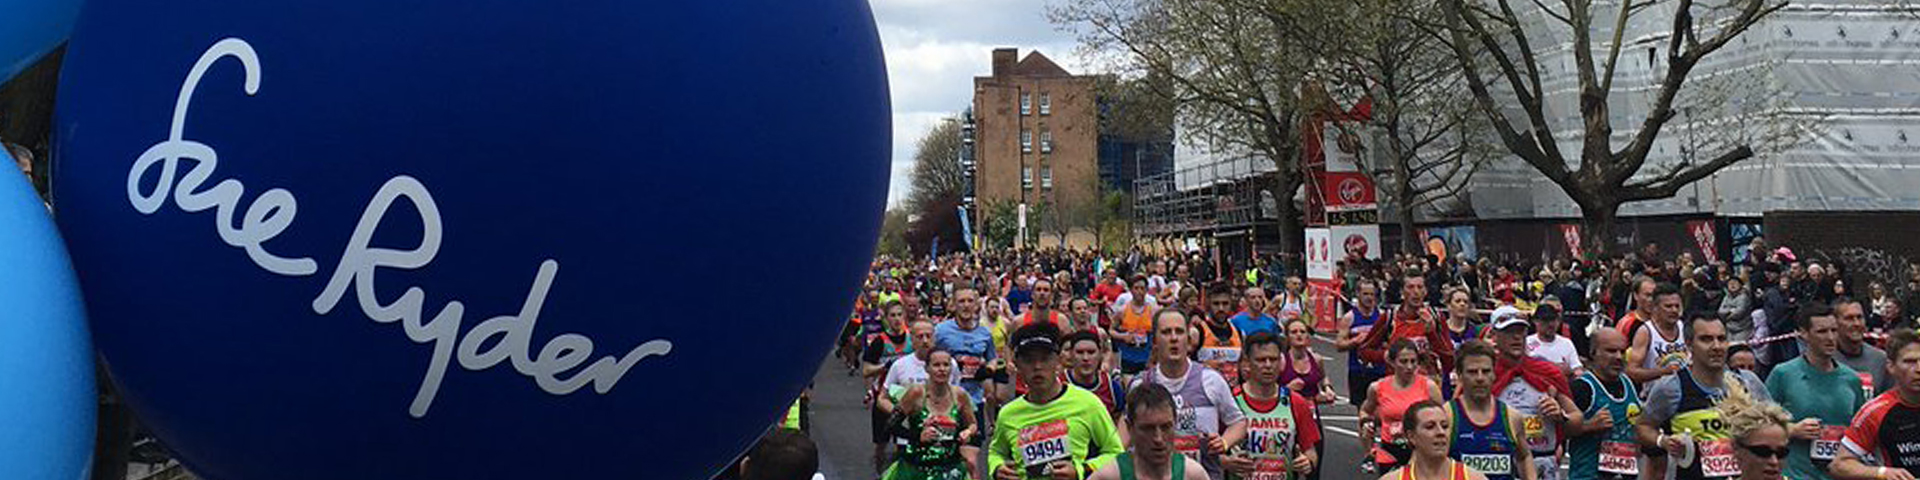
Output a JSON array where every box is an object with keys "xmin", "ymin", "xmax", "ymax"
[
  {"xmin": 1565, "ymin": 329, "xmax": 1641, "ymax": 480},
  {"xmin": 1224, "ymin": 331, "xmax": 1320, "ymax": 480},
  {"xmin": 1089, "ymin": 383, "xmax": 1209, "ymax": 480},
  {"xmin": 989, "ymin": 323, "xmax": 1125, "ymax": 480}
]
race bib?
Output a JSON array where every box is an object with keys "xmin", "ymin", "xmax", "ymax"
[
  {"xmin": 1250, "ymin": 459, "xmax": 1292, "ymax": 480},
  {"xmin": 1410, "ymin": 336, "xmax": 1431, "ymax": 353},
  {"xmin": 958, "ymin": 355, "xmax": 983, "ymax": 379},
  {"xmin": 1522, "ymin": 415, "xmax": 1553, "ymax": 452},
  {"xmin": 1017, "ymin": 419, "xmax": 1070, "ymax": 467},
  {"xmin": 1460, "ymin": 454, "xmax": 1512, "ymax": 476},
  {"xmin": 1197, "ymin": 347, "xmax": 1241, "ymax": 363},
  {"xmin": 1173, "ymin": 434, "xmax": 1203, "ymax": 458},
  {"xmin": 1699, "ymin": 439, "xmax": 1740, "ymax": 478},
  {"xmin": 1860, "ymin": 372, "xmax": 1876, "ymax": 398},
  {"xmin": 1599, "ymin": 441, "xmax": 1640, "ymax": 475},
  {"xmin": 927, "ymin": 414, "xmax": 958, "ymax": 442},
  {"xmin": 1381, "ymin": 421, "xmax": 1403, "ymax": 441},
  {"xmin": 1173, "ymin": 403, "xmax": 1204, "ymax": 457},
  {"xmin": 1813, "ymin": 425, "xmax": 1847, "ymax": 461}
]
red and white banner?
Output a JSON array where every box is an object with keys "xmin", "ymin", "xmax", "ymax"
[
  {"xmin": 1558, "ymin": 224, "xmax": 1583, "ymax": 259},
  {"xmin": 1323, "ymin": 172, "xmax": 1377, "ymax": 212},
  {"xmin": 1688, "ymin": 220, "xmax": 1719, "ymax": 263},
  {"xmin": 1332, "ymin": 224, "xmax": 1381, "ymax": 262},
  {"xmin": 1306, "ymin": 228, "xmax": 1334, "ymax": 280}
]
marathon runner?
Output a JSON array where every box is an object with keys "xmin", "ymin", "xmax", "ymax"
[
  {"xmin": 988, "ymin": 322, "xmax": 1125, "ymax": 480},
  {"xmin": 866, "ymin": 301, "xmax": 914, "ymax": 474},
  {"xmin": 1713, "ymin": 389, "xmax": 1793, "ymax": 480},
  {"xmin": 1339, "ymin": 281, "xmax": 1390, "ymax": 411},
  {"xmin": 1088, "ymin": 383, "xmax": 1211, "ymax": 480},
  {"xmin": 1381, "ymin": 400, "xmax": 1492, "ymax": 480},
  {"xmin": 1636, "ymin": 315, "xmax": 1772, "ymax": 480},
  {"xmin": 1063, "ymin": 331, "xmax": 1129, "ymax": 429},
  {"xmin": 1112, "ymin": 275, "xmax": 1158, "ymax": 376},
  {"xmin": 1227, "ymin": 331, "xmax": 1321, "ymax": 480},
  {"xmin": 886, "ymin": 349, "xmax": 978, "ymax": 480},
  {"xmin": 1447, "ymin": 340, "xmax": 1536, "ymax": 480},
  {"xmin": 1835, "ymin": 298, "xmax": 1890, "ymax": 397},
  {"xmin": 1832, "ymin": 328, "xmax": 1920, "ymax": 480},
  {"xmin": 1197, "ymin": 284, "xmax": 1247, "ymax": 386},
  {"xmin": 1362, "ymin": 339, "xmax": 1445, "ymax": 474},
  {"xmin": 1023, "ymin": 279, "xmax": 1069, "ymax": 330},
  {"xmin": 1134, "ymin": 308, "xmax": 1248, "ymax": 479},
  {"xmin": 1626, "ymin": 283, "xmax": 1689, "ymax": 385},
  {"xmin": 934, "ymin": 287, "xmax": 996, "ymax": 477},
  {"xmin": 1358, "ymin": 273, "xmax": 1455, "ymax": 378},
  {"xmin": 1487, "ymin": 312, "xmax": 1579, "ymax": 480},
  {"xmin": 1230, "ymin": 287, "xmax": 1280, "ymax": 337},
  {"xmin": 1443, "ymin": 287, "xmax": 1488, "ymax": 349},
  {"xmin": 1614, "ymin": 277, "xmax": 1657, "ymax": 343},
  {"xmin": 1565, "ymin": 329, "xmax": 1643, "ymax": 480},
  {"xmin": 1762, "ymin": 303, "xmax": 1865, "ymax": 480},
  {"xmin": 1275, "ymin": 277, "xmax": 1307, "ymax": 322}
]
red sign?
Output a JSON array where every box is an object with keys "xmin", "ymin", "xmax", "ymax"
[
  {"xmin": 1688, "ymin": 220, "xmax": 1718, "ymax": 263},
  {"xmin": 1323, "ymin": 172, "xmax": 1377, "ymax": 212},
  {"xmin": 1558, "ymin": 224, "xmax": 1583, "ymax": 259},
  {"xmin": 1308, "ymin": 279, "xmax": 1341, "ymax": 332}
]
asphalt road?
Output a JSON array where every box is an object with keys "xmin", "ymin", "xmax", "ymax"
[{"xmin": 802, "ymin": 333, "xmax": 1375, "ymax": 480}]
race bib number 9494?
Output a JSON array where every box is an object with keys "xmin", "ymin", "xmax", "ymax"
[{"xmin": 1018, "ymin": 419, "xmax": 1070, "ymax": 467}]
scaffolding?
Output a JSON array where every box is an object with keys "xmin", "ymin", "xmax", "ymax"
[{"xmin": 1132, "ymin": 155, "xmax": 1278, "ymax": 239}]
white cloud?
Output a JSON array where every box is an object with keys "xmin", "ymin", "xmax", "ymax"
[{"xmin": 872, "ymin": 0, "xmax": 1093, "ymax": 206}]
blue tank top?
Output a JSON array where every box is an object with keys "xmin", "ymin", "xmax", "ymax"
[
  {"xmin": 1449, "ymin": 399, "xmax": 1520, "ymax": 480},
  {"xmin": 1348, "ymin": 308, "xmax": 1385, "ymax": 374}
]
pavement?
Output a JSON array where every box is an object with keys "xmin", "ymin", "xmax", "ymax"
[{"xmin": 801, "ymin": 333, "xmax": 1375, "ymax": 480}]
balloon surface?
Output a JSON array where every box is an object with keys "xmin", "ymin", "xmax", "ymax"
[
  {"xmin": 53, "ymin": 1, "xmax": 889, "ymax": 478},
  {"xmin": 0, "ymin": 0, "xmax": 79, "ymax": 82},
  {"xmin": 0, "ymin": 151, "xmax": 94, "ymax": 480}
]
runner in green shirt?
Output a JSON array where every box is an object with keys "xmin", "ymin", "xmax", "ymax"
[
  {"xmin": 990, "ymin": 322, "xmax": 1126, "ymax": 480},
  {"xmin": 1089, "ymin": 383, "xmax": 1210, "ymax": 480},
  {"xmin": 1764, "ymin": 303, "xmax": 1867, "ymax": 480}
]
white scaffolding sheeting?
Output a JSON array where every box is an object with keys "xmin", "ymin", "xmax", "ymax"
[{"xmin": 1467, "ymin": 0, "xmax": 1920, "ymax": 220}]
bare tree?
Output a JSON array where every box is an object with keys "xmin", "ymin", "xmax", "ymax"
[
  {"xmin": 1436, "ymin": 0, "xmax": 1804, "ymax": 255},
  {"xmin": 1053, "ymin": 0, "xmax": 1361, "ymax": 268},
  {"xmin": 1308, "ymin": 0, "xmax": 1498, "ymax": 253},
  {"xmin": 902, "ymin": 116, "xmax": 968, "ymax": 253}
]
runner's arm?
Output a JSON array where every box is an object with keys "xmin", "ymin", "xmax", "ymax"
[
  {"xmin": 1086, "ymin": 401, "xmax": 1127, "ymax": 475},
  {"xmin": 1623, "ymin": 327, "xmax": 1665, "ymax": 385},
  {"xmin": 1334, "ymin": 312, "xmax": 1356, "ymax": 351},
  {"xmin": 1510, "ymin": 407, "xmax": 1538, "ymax": 480},
  {"xmin": 1834, "ymin": 406, "xmax": 1893, "ymax": 480},
  {"xmin": 986, "ymin": 416, "xmax": 1012, "ymax": 476},
  {"xmin": 1830, "ymin": 447, "xmax": 1887, "ymax": 480}
]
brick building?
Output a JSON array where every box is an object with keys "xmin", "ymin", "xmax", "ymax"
[{"xmin": 971, "ymin": 48, "xmax": 1100, "ymax": 246}]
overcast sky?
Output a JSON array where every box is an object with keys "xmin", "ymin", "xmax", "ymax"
[{"xmin": 872, "ymin": 0, "xmax": 1095, "ymax": 206}]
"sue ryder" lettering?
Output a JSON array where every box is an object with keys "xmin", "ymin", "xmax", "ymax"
[{"xmin": 125, "ymin": 38, "xmax": 673, "ymax": 418}]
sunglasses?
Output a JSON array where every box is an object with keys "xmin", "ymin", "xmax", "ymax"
[{"xmin": 1738, "ymin": 443, "xmax": 1789, "ymax": 460}]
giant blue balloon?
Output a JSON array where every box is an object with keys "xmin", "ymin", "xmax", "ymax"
[
  {"xmin": 0, "ymin": 151, "xmax": 94, "ymax": 480},
  {"xmin": 0, "ymin": 0, "xmax": 79, "ymax": 82},
  {"xmin": 52, "ymin": 1, "xmax": 889, "ymax": 479}
]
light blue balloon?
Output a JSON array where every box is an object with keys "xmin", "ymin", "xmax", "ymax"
[
  {"xmin": 0, "ymin": 0, "xmax": 80, "ymax": 82},
  {"xmin": 0, "ymin": 150, "xmax": 93, "ymax": 480}
]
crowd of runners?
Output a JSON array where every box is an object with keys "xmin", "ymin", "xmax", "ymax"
[{"xmin": 830, "ymin": 238, "xmax": 1920, "ymax": 480}]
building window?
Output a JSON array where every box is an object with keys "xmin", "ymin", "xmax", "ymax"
[
  {"xmin": 1041, "ymin": 166, "xmax": 1053, "ymax": 189},
  {"xmin": 1022, "ymin": 167, "xmax": 1033, "ymax": 189},
  {"xmin": 1039, "ymin": 93, "xmax": 1051, "ymax": 115},
  {"xmin": 1021, "ymin": 93, "xmax": 1032, "ymax": 115},
  {"xmin": 1040, "ymin": 130, "xmax": 1053, "ymax": 153},
  {"xmin": 1020, "ymin": 130, "xmax": 1032, "ymax": 153}
]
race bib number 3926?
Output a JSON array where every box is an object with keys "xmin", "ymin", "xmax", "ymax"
[{"xmin": 1018, "ymin": 419, "xmax": 1070, "ymax": 467}]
